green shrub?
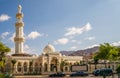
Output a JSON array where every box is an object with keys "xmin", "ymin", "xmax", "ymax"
[
  {"xmin": 0, "ymin": 73, "xmax": 4, "ymax": 78},
  {"xmin": 0, "ymin": 72, "xmax": 13, "ymax": 78},
  {"xmin": 116, "ymin": 65, "xmax": 120, "ymax": 74}
]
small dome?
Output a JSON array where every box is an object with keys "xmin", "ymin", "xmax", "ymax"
[{"xmin": 43, "ymin": 44, "xmax": 55, "ymax": 53}]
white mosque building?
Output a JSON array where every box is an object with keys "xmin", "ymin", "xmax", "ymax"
[{"xmin": 5, "ymin": 5, "xmax": 83, "ymax": 74}]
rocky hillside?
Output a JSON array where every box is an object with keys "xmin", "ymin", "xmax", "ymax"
[{"xmin": 60, "ymin": 46, "xmax": 99, "ymax": 56}]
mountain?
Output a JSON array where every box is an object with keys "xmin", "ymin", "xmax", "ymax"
[{"xmin": 60, "ymin": 46, "xmax": 99, "ymax": 56}]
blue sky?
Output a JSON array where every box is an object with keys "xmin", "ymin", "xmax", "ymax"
[{"xmin": 0, "ymin": 0, "xmax": 120, "ymax": 55}]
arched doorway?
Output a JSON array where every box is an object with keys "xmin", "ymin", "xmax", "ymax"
[
  {"xmin": 17, "ymin": 62, "xmax": 22, "ymax": 73},
  {"xmin": 65, "ymin": 66, "xmax": 68, "ymax": 71},
  {"xmin": 23, "ymin": 62, "xmax": 28, "ymax": 73},
  {"xmin": 39, "ymin": 63, "xmax": 42, "ymax": 73},
  {"xmin": 44, "ymin": 63, "xmax": 47, "ymax": 72},
  {"xmin": 34, "ymin": 62, "xmax": 39, "ymax": 73},
  {"xmin": 51, "ymin": 57, "xmax": 58, "ymax": 72}
]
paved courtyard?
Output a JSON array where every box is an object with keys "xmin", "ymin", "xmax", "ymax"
[{"xmin": 13, "ymin": 74, "xmax": 118, "ymax": 78}]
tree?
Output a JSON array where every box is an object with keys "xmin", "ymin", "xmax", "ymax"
[
  {"xmin": 96, "ymin": 43, "xmax": 114, "ymax": 68},
  {"xmin": 0, "ymin": 42, "xmax": 10, "ymax": 60},
  {"xmin": 60, "ymin": 60, "xmax": 67, "ymax": 72},
  {"xmin": 11, "ymin": 59, "xmax": 17, "ymax": 73},
  {"xmin": 0, "ymin": 41, "xmax": 10, "ymax": 73},
  {"xmin": 75, "ymin": 61, "xmax": 80, "ymax": 65},
  {"xmin": 116, "ymin": 65, "xmax": 120, "ymax": 78},
  {"xmin": 93, "ymin": 53, "xmax": 99, "ymax": 69},
  {"xmin": 117, "ymin": 47, "xmax": 120, "ymax": 60},
  {"xmin": 94, "ymin": 43, "xmax": 120, "ymax": 68},
  {"xmin": 109, "ymin": 46, "xmax": 118, "ymax": 60}
]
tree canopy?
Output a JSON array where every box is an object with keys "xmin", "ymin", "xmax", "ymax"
[
  {"xmin": 0, "ymin": 42, "xmax": 10, "ymax": 61},
  {"xmin": 0, "ymin": 41, "xmax": 11, "ymax": 73},
  {"xmin": 0, "ymin": 42, "xmax": 10, "ymax": 53},
  {"xmin": 93, "ymin": 43, "xmax": 120, "ymax": 63}
]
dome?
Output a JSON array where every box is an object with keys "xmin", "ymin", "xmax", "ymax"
[{"xmin": 43, "ymin": 44, "xmax": 55, "ymax": 53}]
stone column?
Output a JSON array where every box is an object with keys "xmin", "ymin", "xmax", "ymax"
[
  {"xmin": 47, "ymin": 57, "xmax": 51, "ymax": 72},
  {"xmin": 47, "ymin": 64, "xmax": 50, "ymax": 72},
  {"xmin": 41, "ymin": 56, "xmax": 44, "ymax": 73},
  {"xmin": 21, "ymin": 62, "xmax": 24, "ymax": 73},
  {"xmin": 41, "ymin": 64, "xmax": 44, "ymax": 73},
  {"xmin": 15, "ymin": 64, "xmax": 17, "ymax": 73}
]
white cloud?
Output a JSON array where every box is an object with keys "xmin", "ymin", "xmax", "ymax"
[
  {"xmin": 64, "ymin": 22, "xmax": 92, "ymax": 36},
  {"xmin": 24, "ymin": 44, "xmax": 29, "ymax": 49},
  {"xmin": 0, "ymin": 14, "xmax": 11, "ymax": 22},
  {"xmin": 45, "ymin": 34, "xmax": 48, "ymax": 37},
  {"xmin": 71, "ymin": 40, "xmax": 77, "ymax": 43},
  {"xmin": 23, "ymin": 44, "xmax": 40, "ymax": 55},
  {"xmin": 54, "ymin": 38, "xmax": 69, "ymax": 45},
  {"xmin": 27, "ymin": 31, "xmax": 42, "ymax": 40},
  {"xmin": 71, "ymin": 39, "xmax": 82, "ymax": 44},
  {"xmin": 70, "ymin": 46, "xmax": 77, "ymax": 50},
  {"xmin": 83, "ymin": 41, "xmax": 120, "ymax": 50},
  {"xmin": 111, "ymin": 41, "xmax": 120, "ymax": 46},
  {"xmin": 24, "ymin": 44, "xmax": 30, "ymax": 53},
  {"xmin": 9, "ymin": 33, "xmax": 15, "ymax": 42},
  {"xmin": 9, "ymin": 31, "xmax": 43, "ymax": 41},
  {"xmin": 1, "ymin": 32, "xmax": 10, "ymax": 39},
  {"xmin": 85, "ymin": 36, "xmax": 95, "ymax": 40},
  {"xmin": 8, "ymin": 44, "xmax": 40, "ymax": 55},
  {"xmin": 9, "ymin": 44, "xmax": 31, "ymax": 54},
  {"xmin": 84, "ymin": 44, "xmax": 99, "ymax": 49}
]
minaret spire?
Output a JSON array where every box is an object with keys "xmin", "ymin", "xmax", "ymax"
[
  {"xmin": 18, "ymin": 5, "xmax": 22, "ymax": 13},
  {"xmin": 14, "ymin": 5, "xmax": 24, "ymax": 54}
]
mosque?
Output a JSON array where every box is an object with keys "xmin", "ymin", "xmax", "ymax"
[{"xmin": 5, "ymin": 5, "xmax": 83, "ymax": 74}]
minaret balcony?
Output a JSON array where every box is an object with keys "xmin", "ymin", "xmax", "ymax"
[
  {"xmin": 14, "ymin": 37, "xmax": 25, "ymax": 42},
  {"xmin": 16, "ymin": 13, "xmax": 23, "ymax": 19},
  {"xmin": 15, "ymin": 22, "xmax": 24, "ymax": 27}
]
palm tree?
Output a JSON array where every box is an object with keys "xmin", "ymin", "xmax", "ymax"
[
  {"xmin": 11, "ymin": 59, "xmax": 17, "ymax": 73},
  {"xmin": 0, "ymin": 41, "xmax": 10, "ymax": 73},
  {"xmin": 60, "ymin": 60, "xmax": 67, "ymax": 72}
]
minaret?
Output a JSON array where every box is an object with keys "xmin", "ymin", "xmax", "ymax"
[{"xmin": 14, "ymin": 5, "xmax": 24, "ymax": 54}]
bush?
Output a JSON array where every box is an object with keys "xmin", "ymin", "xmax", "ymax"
[
  {"xmin": 0, "ymin": 73, "xmax": 12, "ymax": 78},
  {"xmin": 0, "ymin": 73, "xmax": 4, "ymax": 78},
  {"xmin": 116, "ymin": 65, "xmax": 120, "ymax": 74}
]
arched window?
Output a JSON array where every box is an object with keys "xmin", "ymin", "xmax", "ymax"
[
  {"xmin": 23, "ymin": 62, "xmax": 28, "ymax": 72},
  {"xmin": 17, "ymin": 62, "xmax": 22, "ymax": 72}
]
